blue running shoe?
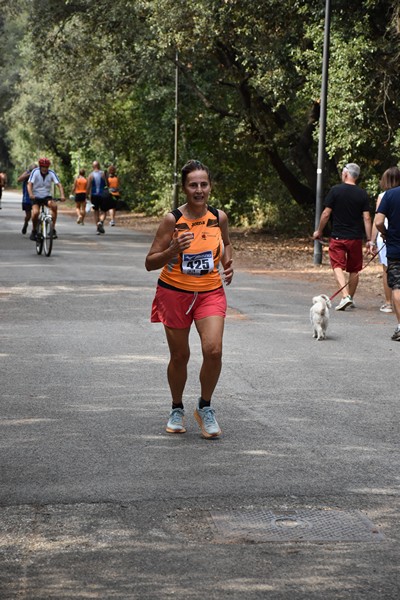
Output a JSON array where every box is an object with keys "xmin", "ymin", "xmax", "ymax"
[
  {"xmin": 194, "ymin": 401, "xmax": 221, "ymax": 439},
  {"xmin": 166, "ymin": 408, "xmax": 186, "ymax": 433}
]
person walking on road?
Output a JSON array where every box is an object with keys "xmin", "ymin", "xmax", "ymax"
[
  {"xmin": 374, "ymin": 179, "xmax": 400, "ymax": 341},
  {"xmin": 17, "ymin": 163, "xmax": 37, "ymax": 234},
  {"xmin": 145, "ymin": 159, "xmax": 234, "ymax": 439},
  {"xmin": 86, "ymin": 161, "xmax": 108, "ymax": 235},
  {"xmin": 313, "ymin": 162, "xmax": 372, "ymax": 310},
  {"xmin": 0, "ymin": 170, "xmax": 7, "ymax": 209},
  {"xmin": 370, "ymin": 167, "xmax": 400, "ymax": 314},
  {"xmin": 27, "ymin": 158, "xmax": 66, "ymax": 240},
  {"xmin": 72, "ymin": 168, "xmax": 88, "ymax": 225},
  {"xmin": 106, "ymin": 165, "xmax": 120, "ymax": 226}
]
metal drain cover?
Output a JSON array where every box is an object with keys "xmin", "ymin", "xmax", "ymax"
[{"xmin": 210, "ymin": 508, "xmax": 384, "ymax": 543}]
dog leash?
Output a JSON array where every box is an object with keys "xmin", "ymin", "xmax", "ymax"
[{"xmin": 326, "ymin": 241, "xmax": 385, "ymax": 301}]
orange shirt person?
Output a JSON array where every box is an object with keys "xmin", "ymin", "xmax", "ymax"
[
  {"xmin": 145, "ymin": 159, "xmax": 233, "ymax": 439},
  {"xmin": 106, "ymin": 165, "xmax": 119, "ymax": 226},
  {"xmin": 72, "ymin": 168, "xmax": 87, "ymax": 225}
]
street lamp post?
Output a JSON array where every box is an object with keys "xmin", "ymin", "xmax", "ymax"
[
  {"xmin": 172, "ymin": 51, "xmax": 179, "ymax": 209},
  {"xmin": 314, "ymin": 0, "xmax": 331, "ymax": 265}
]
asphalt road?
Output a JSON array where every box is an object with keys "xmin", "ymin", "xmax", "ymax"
[{"xmin": 0, "ymin": 190, "xmax": 399, "ymax": 599}]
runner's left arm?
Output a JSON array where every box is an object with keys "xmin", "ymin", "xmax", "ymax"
[{"xmin": 219, "ymin": 210, "xmax": 234, "ymax": 285}]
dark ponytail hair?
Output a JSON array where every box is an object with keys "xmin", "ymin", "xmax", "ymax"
[{"xmin": 181, "ymin": 159, "xmax": 211, "ymax": 186}]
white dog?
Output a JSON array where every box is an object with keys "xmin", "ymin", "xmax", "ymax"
[{"xmin": 310, "ymin": 294, "xmax": 332, "ymax": 340}]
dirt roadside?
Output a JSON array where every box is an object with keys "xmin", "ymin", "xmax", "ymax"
[{"xmin": 62, "ymin": 207, "xmax": 387, "ymax": 306}]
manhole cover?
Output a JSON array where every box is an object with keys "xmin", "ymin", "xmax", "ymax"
[{"xmin": 210, "ymin": 508, "xmax": 384, "ymax": 543}]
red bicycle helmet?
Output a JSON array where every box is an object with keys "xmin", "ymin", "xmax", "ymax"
[{"xmin": 38, "ymin": 157, "xmax": 51, "ymax": 167}]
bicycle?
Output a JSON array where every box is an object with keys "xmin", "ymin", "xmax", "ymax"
[{"xmin": 35, "ymin": 202, "xmax": 54, "ymax": 257}]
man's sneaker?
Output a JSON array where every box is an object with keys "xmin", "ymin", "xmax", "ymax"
[
  {"xmin": 97, "ymin": 221, "xmax": 105, "ymax": 234},
  {"xmin": 166, "ymin": 408, "xmax": 186, "ymax": 434},
  {"xmin": 29, "ymin": 230, "xmax": 37, "ymax": 241},
  {"xmin": 110, "ymin": 220, "xmax": 115, "ymax": 226},
  {"xmin": 391, "ymin": 326, "xmax": 400, "ymax": 341},
  {"xmin": 52, "ymin": 229, "xmax": 58, "ymax": 239},
  {"xmin": 335, "ymin": 295, "xmax": 353, "ymax": 311},
  {"xmin": 194, "ymin": 401, "xmax": 221, "ymax": 439},
  {"xmin": 22, "ymin": 223, "xmax": 28, "ymax": 234},
  {"xmin": 380, "ymin": 303, "xmax": 393, "ymax": 313}
]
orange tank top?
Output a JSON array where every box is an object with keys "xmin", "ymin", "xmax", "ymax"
[
  {"xmin": 159, "ymin": 206, "xmax": 224, "ymax": 292},
  {"xmin": 74, "ymin": 176, "xmax": 87, "ymax": 194},
  {"xmin": 108, "ymin": 175, "xmax": 120, "ymax": 196}
]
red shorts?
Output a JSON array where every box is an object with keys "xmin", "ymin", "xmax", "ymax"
[
  {"xmin": 151, "ymin": 285, "xmax": 227, "ymax": 329},
  {"xmin": 329, "ymin": 238, "xmax": 363, "ymax": 273}
]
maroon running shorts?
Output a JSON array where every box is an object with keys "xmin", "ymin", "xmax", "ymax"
[{"xmin": 329, "ymin": 238, "xmax": 363, "ymax": 273}]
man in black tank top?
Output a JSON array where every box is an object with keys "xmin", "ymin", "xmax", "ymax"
[{"xmin": 313, "ymin": 163, "xmax": 372, "ymax": 311}]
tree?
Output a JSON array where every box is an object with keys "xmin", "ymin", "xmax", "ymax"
[
  {"xmin": 3, "ymin": 0, "xmax": 400, "ymax": 226},
  {"xmin": 0, "ymin": 2, "xmax": 31, "ymax": 170}
]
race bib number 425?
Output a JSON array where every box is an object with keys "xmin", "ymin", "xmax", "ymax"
[{"xmin": 182, "ymin": 250, "xmax": 214, "ymax": 276}]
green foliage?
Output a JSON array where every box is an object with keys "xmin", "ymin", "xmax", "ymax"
[{"xmin": 2, "ymin": 0, "xmax": 400, "ymax": 226}]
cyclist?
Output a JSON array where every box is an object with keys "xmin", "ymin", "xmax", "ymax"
[{"xmin": 27, "ymin": 158, "xmax": 66, "ymax": 240}]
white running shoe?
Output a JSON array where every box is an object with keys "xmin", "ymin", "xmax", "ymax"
[
  {"xmin": 166, "ymin": 408, "xmax": 186, "ymax": 434},
  {"xmin": 380, "ymin": 303, "xmax": 393, "ymax": 313},
  {"xmin": 194, "ymin": 401, "xmax": 221, "ymax": 439},
  {"xmin": 335, "ymin": 296, "xmax": 353, "ymax": 311}
]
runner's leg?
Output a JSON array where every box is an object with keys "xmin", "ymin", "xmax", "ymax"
[
  {"xmin": 348, "ymin": 272, "xmax": 359, "ymax": 299},
  {"xmin": 383, "ymin": 266, "xmax": 392, "ymax": 305},
  {"xmin": 195, "ymin": 316, "xmax": 224, "ymax": 402},
  {"xmin": 164, "ymin": 326, "xmax": 191, "ymax": 405},
  {"xmin": 333, "ymin": 267, "xmax": 349, "ymax": 298},
  {"xmin": 392, "ymin": 289, "xmax": 400, "ymax": 323},
  {"xmin": 24, "ymin": 209, "xmax": 31, "ymax": 227}
]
